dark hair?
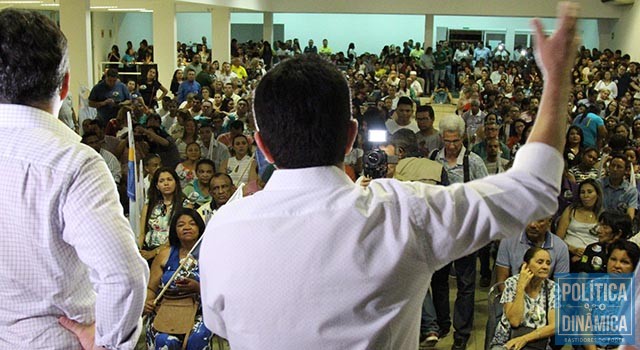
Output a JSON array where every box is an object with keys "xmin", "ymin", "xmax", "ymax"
[
  {"xmin": 574, "ymin": 178, "xmax": 603, "ymax": 214},
  {"xmin": 522, "ymin": 246, "xmax": 550, "ymax": 265},
  {"xmin": 397, "ymin": 96, "xmax": 413, "ymax": 108},
  {"xmin": 253, "ymin": 54, "xmax": 351, "ymax": 168},
  {"xmin": 230, "ymin": 134, "xmax": 252, "ymax": 156},
  {"xmin": 607, "ymin": 240, "xmax": 640, "ymax": 270},
  {"xmin": 144, "ymin": 167, "xmax": 183, "ymax": 237},
  {"xmin": 391, "ymin": 129, "xmax": 419, "ymax": 157},
  {"xmin": 212, "ymin": 172, "xmax": 234, "ymax": 186},
  {"xmin": 143, "ymin": 153, "xmax": 162, "ymax": 166},
  {"xmin": 196, "ymin": 158, "xmax": 216, "ymax": 173},
  {"xmin": 609, "ymin": 153, "xmax": 628, "ymax": 168},
  {"xmin": 229, "ymin": 120, "xmax": 244, "ymax": 131},
  {"xmin": 168, "ymin": 208, "xmax": 205, "ymax": 248},
  {"xmin": 81, "ymin": 131, "xmax": 99, "ymax": 143},
  {"xmin": 565, "ymin": 125, "xmax": 584, "ymax": 148},
  {"xmin": 598, "ymin": 210, "xmax": 633, "ymax": 240},
  {"xmin": 416, "ymin": 105, "xmax": 435, "ymax": 118},
  {"xmin": 0, "ymin": 9, "xmax": 69, "ymax": 106},
  {"xmin": 106, "ymin": 68, "xmax": 119, "ymax": 78}
]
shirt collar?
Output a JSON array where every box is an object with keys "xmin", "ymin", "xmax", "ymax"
[
  {"xmin": 520, "ymin": 231, "xmax": 554, "ymax": 249},
  {"xmin": 0, "ymin": 104, "xmax": 81, "ymax": 143},
  {"xmin": 602, "ymin": 177, "xmax": 629, "ymax": 190},
  {"xmin": 438, "ymin": 145, "xmax": 467, "ymax": 166},
  {"xmin": 264, "ymin": 165, "xmax": 354, "ymax": 191}
]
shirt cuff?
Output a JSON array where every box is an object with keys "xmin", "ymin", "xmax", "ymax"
[{"xmin": 511, "ymin": 142, "xmax": 564, "ymax": 186}]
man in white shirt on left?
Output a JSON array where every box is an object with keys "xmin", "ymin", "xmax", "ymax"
[{"xmin": 0, "ymin": 9, "xmax": 148, "ymax": 350}]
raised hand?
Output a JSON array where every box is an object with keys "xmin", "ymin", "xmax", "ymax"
[
  {"xmin": 531, "ymin": 2, "xmax": 580, "ymax": 85},
  {"xmin": 518, "ymin": 263, "xmax": 534, "ymax": 289}
]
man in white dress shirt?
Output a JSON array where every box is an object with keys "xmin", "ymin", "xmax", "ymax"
[
  {"xmin": 200, "ymin": 4, "xmax": 580, "ymax": 349},
  {"xmin": 0, "ymin": 9, "xmax": 148, "ymax": 350}
]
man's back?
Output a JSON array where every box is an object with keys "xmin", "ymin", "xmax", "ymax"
[
  {"xmin": 0, "ymin": 104, "xmax": 146, "ymax": 348},
  {"xmin": 201, "ymin": 151, "xmax": 561, "ymax": 349}
]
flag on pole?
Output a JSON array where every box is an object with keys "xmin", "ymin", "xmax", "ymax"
[
  {"xmin": 127, "ymin": 112, "xmax": 136, "ymax": 201},
  {"xmin": 126, "ymin": 112, "xmax": 140, "ymax": 238}
]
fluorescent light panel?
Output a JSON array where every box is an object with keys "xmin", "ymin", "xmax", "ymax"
[
  {"xmin": 0, "ymin": 1, "xmax": 43, "ymax": 3},
  {"xmin": 107, "ymin": 8, "xmax": 152, "ymax": 12}
]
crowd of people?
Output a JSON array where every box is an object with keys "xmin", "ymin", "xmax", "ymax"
[{"xmin": 65, "ymin": 25, "xmax": 640, "ymax": 349}]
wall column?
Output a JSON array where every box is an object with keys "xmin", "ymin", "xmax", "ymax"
[
  {"xmin": 59, "ymin": 0, "xmax": 92, "ymax": 110},
  {"xmin": 424, "ymin": 14, "xmax": 434, "ymax": 49},
  {"xmin": 211, "ymin": 6, "xmax": 231, "ymax": 63},
  {"xmin": 151, "ymin": 0, "xmax": 177, "ymax": 88},
  {"xmin": 263, "ymin": 12, "xmax": 274, "ymax": 43}
]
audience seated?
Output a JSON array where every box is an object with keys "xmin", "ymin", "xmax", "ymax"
[
  {"xmin": 84, "ymin": 36, "xmax": 640, "ymax": 345},
  {"xmin": 489, "ymin": 247, "xmax": 556, "ymax": 350},
  {"xmin": 556, "ymin": 178, "xmax": 602, "ymax": 270},
  {"xmin": 495, "ymin": 217, "xmax": 570, "ymax": 288},
  {"xmin": 144, "ymin": 208, "xmax": 213, "ymax": 349}
]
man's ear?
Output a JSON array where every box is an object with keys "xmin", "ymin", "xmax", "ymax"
[
  {"xmin": 59, "ymin": 71, "xmax": 70, "ymax": 101},
  {"xmin": 254, "ymin": 132, "xmax": 275, "ymax": 164},
  {"xmin": 344, "ymin": 119, "xmax": 359, "ymax": 156}
]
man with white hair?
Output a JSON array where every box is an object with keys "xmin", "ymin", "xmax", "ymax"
[{"xmin": 429, "ymin": 114, "xmax": 489, "ymax": 349}]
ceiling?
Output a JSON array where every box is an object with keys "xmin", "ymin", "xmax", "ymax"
[{"xmin": 0, "ymin": 0, "xmax": 629, "ymax": 19}]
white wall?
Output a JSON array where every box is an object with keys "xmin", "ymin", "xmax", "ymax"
[
  {"xmin": 433, "ymin": 16, "xmax": 599, "ymax": 51},
  {"xmin": 117, "ymin": 12, "xmax": 606, "ymax": 60},
  {"xmin": 177, "ymin": 12, "xmax": 211, "ymax": 46},
  {"xmin": 92, "ymin": 12, "xmax": 120, "ymax": 82},
  {"xmin": 273, "ymin": 13, "xmax": 425, "ymax": 55},
  {"xmin": 117, "ymin": 12, "xmax": 153, "ymax": 48},
  {"xmin": 612, "ymin": 2, "xmax": 640, "ymax": 60}
]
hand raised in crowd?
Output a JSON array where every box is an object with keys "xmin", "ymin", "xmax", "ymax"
[
  {"xmin": 517, "ymin": 262, "xmax": 534, "ymax": 289},
  {"xmin": 531, "ymin": 2, "xmax": 579, "ymax": 85}
]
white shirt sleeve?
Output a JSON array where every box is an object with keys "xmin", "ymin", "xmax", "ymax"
[{"xmin": 61, "ymin": 156, "xmax": 149, "ymax": 349}]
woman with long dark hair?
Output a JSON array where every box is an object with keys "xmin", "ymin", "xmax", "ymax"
[
  {"xmin": 139, "ymin": 167, "xmax": 183, "ymax": 263},
  {"xmin": 138, "ymin": 67, "xmax": 168, "ymax": 108},
  {"xmin": 170, "ymin": 69, "xmax": 184, "ymax": 97}
]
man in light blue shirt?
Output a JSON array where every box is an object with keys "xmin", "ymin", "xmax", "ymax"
[{"xmin": 495, "ymin": 217, "xmax": 570, "ymax": 285}]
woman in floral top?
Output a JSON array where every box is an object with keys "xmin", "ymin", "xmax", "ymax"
[
  {"xmin": 490, "ymin": 247, "xmax": 556, "ymax": 350},
  {"xmin": 175, "ymin": 142, "xmax": 201, "ymax": 189},
  {"xmin": 139, "ymin": 167, "xmax": 183, "ymax": 264}
]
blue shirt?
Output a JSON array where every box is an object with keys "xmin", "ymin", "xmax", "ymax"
[
  {"xmin": 88, "ymin": 79, "xmax": 130, "ymax": 124},
  {"xmin": 496, "ymin": 231, "xmax": 570, "ymax": 278},
  {"xmin": 572, "ymin": 112, "xmax": 603, "ymax": 149},
  {"xmin": 600, "ymin": 177, "xmax": 638, "ymax": 213},
  {"xmin": 177, "ymin": 80, "xmax": 201, "ymax": 104}
]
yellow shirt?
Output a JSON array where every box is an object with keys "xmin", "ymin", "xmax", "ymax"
[{"xmin": 231, "ymin": 65, "xmax": 247, "ymax": 80}]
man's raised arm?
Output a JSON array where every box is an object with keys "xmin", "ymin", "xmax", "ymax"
[{"xmin": 526, "ymin": 2, "xmax": 579, "ymax": 152}]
